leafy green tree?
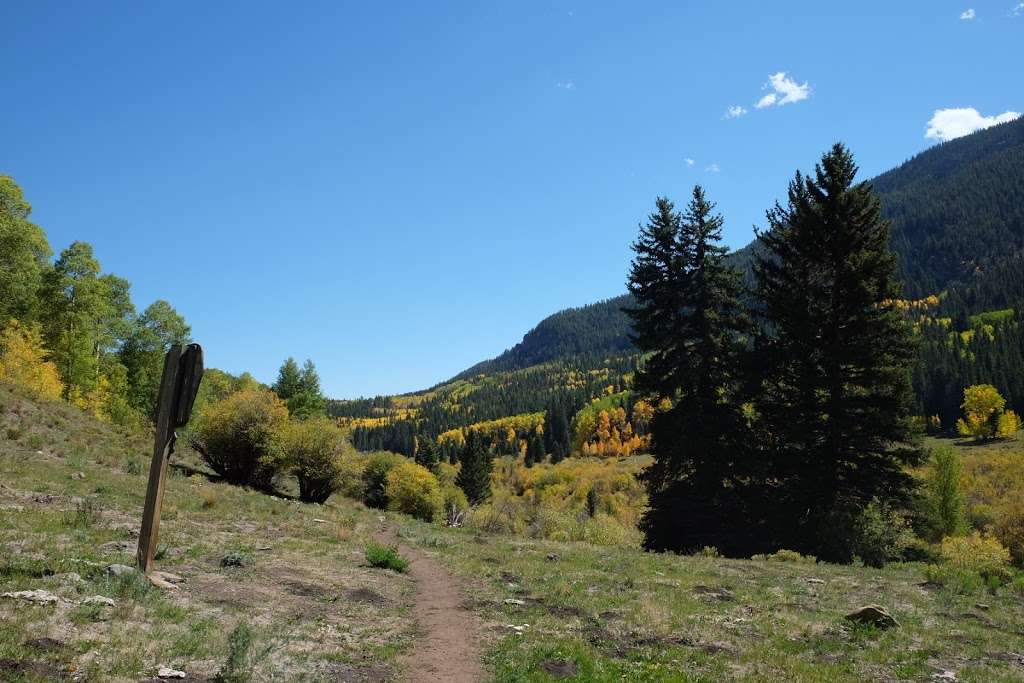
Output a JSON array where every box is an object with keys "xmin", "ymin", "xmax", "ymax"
[
  {"xmin": 925, "ymin": 447, "xmax": 966, "ymax": 540},
  {"xmin": 0, "ymin": 176, "xmax": 51, "ymax": 324},
  {"xmin": 119, "ymin": 300, "xmax": 190, "ymax": 416},
  {"xmin": 626, "ymin": 187, "xmax": 753, "ymax": 555},
  {"xmin": 753, "ymin": 144, "xmax": 923, "ymax": 562},
  {"xmin": 40, "ymin": 242, "xmax": 108, "ymax": 397},
  {"xmin": 456, "ymin": 431, "xmax": 492, "ymax": 504}
]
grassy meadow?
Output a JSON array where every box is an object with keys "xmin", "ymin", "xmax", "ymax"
[{"xmin": 2, "ymin": 384, "xmax": 1024, "ymax": 682}]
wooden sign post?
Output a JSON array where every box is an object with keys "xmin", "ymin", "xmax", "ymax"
[{"xmin": 137, "ymin": 343, "xmax": 204, "ymax": 575}]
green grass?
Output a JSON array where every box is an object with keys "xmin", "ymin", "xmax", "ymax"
[
  {"xmin": 4, "ymin": 382, "xmax": 1024, "ymax": 681},
  {"xmin": 365, "ymin": 542, "xmax": 410, "ymax": 572}
]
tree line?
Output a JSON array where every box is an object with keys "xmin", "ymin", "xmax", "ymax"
[{"xmin": 0, "ymin": 175, "xmax": 190, "ymax": 424}]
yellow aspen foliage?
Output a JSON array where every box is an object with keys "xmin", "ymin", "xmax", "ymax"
[
  {"xmin": 998, "ymin": 410, "xmax": 1020, "ymax": 439},
  {"xmin": 0, "ymin": 319, "xmax": 63, "ymax": 400},
  {"xmin": 956, "ymin": 384, "xmax": 1009, "ymax": 441}
]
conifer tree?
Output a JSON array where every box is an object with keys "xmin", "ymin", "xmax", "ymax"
[
  {"xmin": 753, "ymin": 143, "xmax": 923, "ymax": 561},
  {"xmin": 456, "ymin": 431, "xmax": 492, "ymax": 504},
  {"xmin": 526, "ymin": 432, "xmax": 544, "ymax": 467},
  {"xmin": 626, "ymin": 187, "xmax": 753, "ymax": 554},
  {"xmin": 273, "ymin": 358, "xmax": 303, "ymax": 401}
]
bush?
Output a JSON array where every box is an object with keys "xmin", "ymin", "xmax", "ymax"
[
  {"xmin": 385, "ymin": 461, "xmax": 443, "ymax": 521},
  {"xmin": 997, "ymin": 410, "xmax": 1020, "ymax": 439},
  {"xmin": 270, "ymin": 417, "xmax": 347, "ymax": 503},
  {"xmin": 940, "ymin": 532, "xmax": 1013, "ymax": 584},
  {"xmin": 440, "ymin": 481, "xmax": 469, "ymax": 525},
  {"xmin": 991, "ymin": 499, "xmax": 1024, "ymax": 567},
  {"xmin": 364, "ymin": 542, "xmax": 409, "ymax": 572},
  {"xmin": 853, "ymin": 499, "xmax": 913, "ymax": 568},
  {"xmin": 0, "ymin": 320, "xmax": 63, "ymax": 400},
  {"xmin": 751, "ymin": 549, "xmax": 817, "ymax": 563},
  {"xmin": 191, "ymin": 387, "xmax": 288, "ymax": 490},
  {"xmin": 361, "ymin": 452, "xmax": 406, "ymax": 509}
]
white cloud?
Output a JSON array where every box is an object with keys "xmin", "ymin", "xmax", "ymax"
[
  {"xmin": 555, "ymin": 80, "xmax": 575, "ymax": 90},
  {"xmin": 685, "ymin": 158, "xmax": 696, "ymax": 167},
  {"xmin": 765, "ymin": 72, "xmax": 810, "ymax": 106},
  {"xmin": 924, "ymin": 107, "xmax": 1021, "ymax": 141},
  {"xmin": 750, "ymin": 72, "xmax": 810, "ymax": 111},
  {"xmin": 724, "ymin": 105, "xmax": 748, "ymax": 119},
  {"xmin": 960, "ymin": 8, "xmax": 976, "ymax": 19},
  {"xmin": 705, "ymin": 163, "xmax": 720, "ymax": 173},
  {"xmin": 1013, "ymin": 2, "xmax": 1024, "ymax": 16}
]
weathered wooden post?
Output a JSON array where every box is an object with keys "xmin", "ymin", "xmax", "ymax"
[{"xmin": 137, "ymin": 343, "xmax": 204, "ymax": 575}]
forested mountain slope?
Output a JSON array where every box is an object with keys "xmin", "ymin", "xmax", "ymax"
[
  {"xmin": 332, "ymin": 118, "xmax": 1024, "ymax": 446},
  {"xmin": 456, "ymin": 116, "xmax": 1024, "ymax": 380}
]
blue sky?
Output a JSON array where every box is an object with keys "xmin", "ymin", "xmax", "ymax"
[{"xmin": 2, "ymin": 1, "xmax": 1020, "ymax": 397}]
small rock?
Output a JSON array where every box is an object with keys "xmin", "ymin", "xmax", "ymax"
[
  {"xmin": 80, "ymin": 595, "xmax": 116, "ymax": 607},
  {"xmin": 932, "ymin": 671, "xmax": 957, "ymax": 682},
  {"xmin": 974, "ymin": 603, "xmax": 990, "ymax": 611},
  {"xmin": 157, "ymin": 666, "xmax": 187, "ymax": 679},
  {"xmin": 1, "ymin": 589, "xmax": 60, "ymax": 605},
  {"xmin": 72, "ymin": 472, "xmax": 86, "ymax": 480},
  {"xmin": 505, "ymin": 623, "xmax": 529, "ymax": 634},
  {"xmin": 503, "ymin": 598, "xmax": 526, "ymax": 605},
  {"xmin": 539, "ymin": 659, "xmax": 578, "ymax": 678},
  {"xmin": 546, "ymin": 553, "xmax": 560, "ymax": 562},
  {"xmin": 313, "ymin": 518, "xmax": 327, "ymax": 524},
  {"xmin": 845, "ymin": 605, "xmax": 899, "ymax": 629},
  {"xmin": 105, "ymin": 563, "xmax": 136, "ymax": 577},
  {"xmin": 805, "ymin": 578, "xmax": 826, "ymax": 585}
]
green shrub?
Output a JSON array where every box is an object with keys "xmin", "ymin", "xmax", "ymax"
[
  {"xmin": 364, "ymin": 542, "xmax": 409, "ymax": 572},
  {"xmin": 384, "ymin": 461, "xmax": 443, "ymax": 522},
  {"xmin": 752, "ymin": 549, "xmax": 817, "ymax": 563},
  {"xmin": 270, "ymin": 417, "xmax": 347, "ymax": 503},
  {"xmin": 853, "ymin": 498, "xmax": 913, "ymax": 568},
  {"xmin": 190, "ymin": 387, "xmax": 288, "ymax": 490},
  {"xmin": 361, "ymin": 452, "xmax": 406, "ymax": 509}
]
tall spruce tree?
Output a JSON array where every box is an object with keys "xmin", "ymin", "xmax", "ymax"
[
  {"xmin": 753, "ymin": 143, "xmax": 923, "ymax": 562},
  {"xmin": 626, "ymin": 187, "xmax": 753, "ymax": 554},
  {"xmin": 456, "ymin": 431, "xmax": 492, "ymax": 504}
]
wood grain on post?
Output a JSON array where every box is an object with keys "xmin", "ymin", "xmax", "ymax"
[{"xmin": 137, "ymin": 345, "xmax": 183, "ymax": 574}]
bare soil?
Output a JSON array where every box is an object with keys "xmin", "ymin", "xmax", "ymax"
[{"xmin": 378, "ymin": 527, "xmax": 483, "ymax": 683}]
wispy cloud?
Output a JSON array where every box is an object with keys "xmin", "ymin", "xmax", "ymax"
[
  {"xmin": 724, "ymin": 105, "xmax": 747, "ymax": 119},
  {"xmin": 705, "ymin": 163, "xmax": 720, "ymax": 173},
  {"xmin": 760, "ymin": 72, "xmax": 811, "ymax": 107},
  {"xmin": 1013, "ymin": 2, "xmax": 1024, "ymax": 16},
  {"xmin": 555, "ymin": 80, "xmax": 575, "ymax": 90},
  {"xmin": 685, "ymin": 158, "xmax": 696, "ymax": 167},
  {"xmin": 960, "ymin": 8, "xmax": 976, "ymax": 19},
  {"xmin": 925, "ymin": 107, "xmax": 1021, "ymax": 141}
]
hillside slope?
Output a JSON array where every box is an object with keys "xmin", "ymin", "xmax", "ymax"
[
  {"xmin": 454, "ymin": 117, "xmax": 1024, "ymax": 380},
  {"xmin": 5, "ymin": 386, "xmax": 1024, "ymax": 682}
]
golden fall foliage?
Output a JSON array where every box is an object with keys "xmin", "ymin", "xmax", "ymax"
[{"xmin": 0, "ymin": 319, "xmax": 63, "ymax": 400}]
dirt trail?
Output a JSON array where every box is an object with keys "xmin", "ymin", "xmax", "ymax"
[{"xmin": 377, "ymin": 527, "xmax": 483, "ymax": 683}]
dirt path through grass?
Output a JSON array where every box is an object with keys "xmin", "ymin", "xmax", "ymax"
[{"xmin": 378, "ymin": 526, "xmax": 483, "ymax": 683}]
